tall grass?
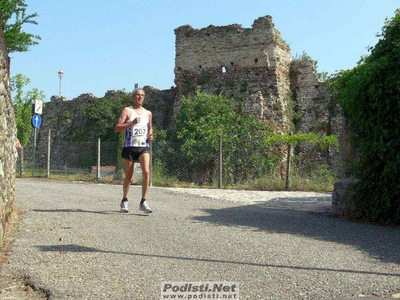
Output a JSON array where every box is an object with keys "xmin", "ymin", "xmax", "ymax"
[{"xmin": 19, "ymin": 164, "xmax": 335, "ymax": 192}]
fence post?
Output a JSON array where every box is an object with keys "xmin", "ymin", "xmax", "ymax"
[
  {"xmin": 47, "ymin": 129, "xmax": 51, "ymax": 177},
  {"xmin": 19, "ymin": 147, "xmax": 23, "ymax": 177},
  {"xmin": 218, "ymin": 134, "xmax": 222, "ymax": 188},
  {"xmin": 96, "ymin": 138, "xmax": 101, "ymax": 182},
  {"xmin": 285, "ymin": 143, "xmax": 291, "ymax": 191},
  {"xmin": 149, "ymin": 141, "xmax": 152, "ymax": 186}
]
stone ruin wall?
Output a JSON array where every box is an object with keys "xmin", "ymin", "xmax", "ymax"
[
  {"xmin": 40, "ymin": 87, "xmax": 175, "ymax": 139},
  {"xmin": 174, "ymin": 15, "xmax": 344, "ymax": 175},
  {"xmin": 174, "ymin": 16, "xmax": 292, "ymax": 132},
  {"xmin": 0, "ymin": 18, "xmax": 18, "ymax": 248},
  {"xmin": 290, "ymin": 60, "xmax": 344, "ymax": 175},
  {"xmin": 28, "ymin": 87, "xmax": 175, "ymax": 169}
]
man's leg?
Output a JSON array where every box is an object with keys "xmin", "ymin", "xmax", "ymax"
[
  {"xmin": 123, "ymin": 159, "xmax": 134, "ymax": 198},
  {"xmin": 138, "ymin": 153, "xmax": 152, "ymax": 213},
  {"xmin": 138, "ymin": 153, "xmax": 150, "ymax": 199},
  {"xmin": 120, "ymin": 159, "xmax": 134, "ymax": 213}
]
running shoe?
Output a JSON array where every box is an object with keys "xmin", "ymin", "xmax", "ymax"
[
  {"xmin": 139, "ymin": 201, "xmax": 152, "ymax": 213},
  {"xmin": 120, "ymin": 199, "xmax": 128, "ymax": 213}
]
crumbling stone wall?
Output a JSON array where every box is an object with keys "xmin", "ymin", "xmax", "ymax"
[
  {"xmin": 0, "ymin": 19, "xmax": 18, "ymax": 248},
  {"xmin": 290, "ymin": 60, "xmax": 344, "ymax": 175},
  {"xmin": 39, "ymin": 87, "xmax": 175, "ymax": 136},
  {"xmin": 140, "ymin": 86, "xmax": 176, "ymax": 130},
  {"xmin": 174, "ymin": 15, "xmax": 344, "ymax": 176},
  {"xmin": 27, "ymin": 87, "xmax": 176, "ymax": 168},
  {"xmin": 174, "ymin": 15, "xmax": 292, "ymax": 131},
  {"xmin": 290, "ymin": 60, "xmax": 331, "ymax": 134}
]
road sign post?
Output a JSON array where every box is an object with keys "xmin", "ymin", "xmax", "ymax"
[
  {"xmin": 31, "ymin": 114, "xmax": 42, "ymax": 128},
  {"xmin": 31, "ymin": 114, "xmax": 43, "ymax": 176},
  {"xmin": 32, "ymin": 99, "xmax": 43, "ymax": 115}
]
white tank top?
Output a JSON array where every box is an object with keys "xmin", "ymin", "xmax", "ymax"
[{"xmin": 123, "ymin": 106, "xmax": 149, "ymax": 147}]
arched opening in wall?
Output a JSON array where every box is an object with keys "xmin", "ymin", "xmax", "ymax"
[
  {"xmin": 255, "ymin": 58, "xmax": 258, "ymax": 64},
  {"xmin": 221, "ymin": 66, "xmax": 227, "ymax": 74}
]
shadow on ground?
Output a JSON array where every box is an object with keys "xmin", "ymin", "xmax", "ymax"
[
  {"xmin": 255, "ymin": 195, "xmax": 332, "ymax": 211},
  {"xmin": 190, "ymin": 201, "xmax": 400, "ymax": 266},
  {"xmin": 35, "ymin": 244, "xmax": 399, "ymax": 278},
  {"xmin": 32, "ymin": 208, "xmax": 149, "ymax": 217}
]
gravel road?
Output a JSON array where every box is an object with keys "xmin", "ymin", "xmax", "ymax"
[{"xmin": 1, "ymin": 178, "xmax": 399, "ymax": 299}]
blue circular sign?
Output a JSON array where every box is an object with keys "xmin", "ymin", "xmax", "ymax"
[{"xmin": 31, "ymin": 114, "xmax": 42, "ymax": 128}]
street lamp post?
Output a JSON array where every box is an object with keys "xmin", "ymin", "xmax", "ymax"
[{"xmin": 58, "ymin": 70, "xmax": 64, "ymax": 96}]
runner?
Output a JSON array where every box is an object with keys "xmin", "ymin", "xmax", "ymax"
[{"xmin": 114, "ymin": 88, "xmax": 154, "ymax": 213}]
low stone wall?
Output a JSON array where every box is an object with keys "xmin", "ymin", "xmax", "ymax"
[{"xmin": 0, "ymin": 19, "xmax": 17, "ymax": 248}]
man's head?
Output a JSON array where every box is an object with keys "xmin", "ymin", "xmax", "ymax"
[{"xmin": 133, "ymin": 88, "xmax": 145, "ymax": 106}]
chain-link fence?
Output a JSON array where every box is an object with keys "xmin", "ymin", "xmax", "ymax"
[
  {"xmin": 17, "ymin": 129, "xmax": 344, "ymax": 190},
  {"xmin": 16, "ymin": 129, "xmax": 116, "ymax": 178}
]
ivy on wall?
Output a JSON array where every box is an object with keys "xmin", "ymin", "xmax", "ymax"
[{"xmin": 329, "ymin": 9, "xmax": 400, "ymax": 224}]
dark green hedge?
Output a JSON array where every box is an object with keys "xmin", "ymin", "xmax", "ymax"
[{"xmin": 330, "ymin": 10, "xmax": 400, "ymax": 224}]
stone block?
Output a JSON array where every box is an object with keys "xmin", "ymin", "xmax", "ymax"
[{"xmin": 332, "ymin": 178, "xmax": 359, "ymax": 217}]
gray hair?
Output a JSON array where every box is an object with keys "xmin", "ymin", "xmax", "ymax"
[{"xmin": 133, "ymin": 88, "xmax": 145, "ymax": 96}]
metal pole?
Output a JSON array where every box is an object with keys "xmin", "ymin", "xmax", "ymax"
[
  {"xmin": 96, "ymin": 138, "xmax": 101, "ymax": 182},
  {"xmin": 285, "ymin": 144, "xmax": 291, "ymax": 191},
  {"xmin": 47, "ymin": 129, "xmax": 51, "ymax": 177},
  {"xmin": 218, "ymin": 135, "xmax": 222, "ymax": 188},
  {"xmin": 149, "ymin": 141, "xmax": 153, "ymax": 186},
  {"xmin": 19, "ymin": 147, "xmax": 23, "ymax": 177},
  {"xmin": 32, "ymin": 127, "xmax": 37, "ymax": 177}
]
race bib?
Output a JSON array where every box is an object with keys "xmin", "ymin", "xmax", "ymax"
[{"xmin": 131, "ymin": 126, "xmax": 147, "ymax": 147}]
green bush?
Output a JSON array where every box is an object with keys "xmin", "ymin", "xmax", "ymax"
[{"xmin": 330, "ymin": 10, "xmax": 400, "ymax": 224}]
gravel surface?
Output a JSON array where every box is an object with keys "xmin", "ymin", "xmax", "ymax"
[{"xmin": 1, "ymin": 178, "xmax": 399, "ymax": 299}]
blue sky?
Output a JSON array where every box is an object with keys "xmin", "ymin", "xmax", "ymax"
[{"xmin": 9, "ymin": 0, "xmax": 399, "ymax": 101}]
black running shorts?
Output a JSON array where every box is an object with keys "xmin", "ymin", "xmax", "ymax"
[{"xmin": 121, "ymin": 147, "xmax": 150, "ymax": 162}]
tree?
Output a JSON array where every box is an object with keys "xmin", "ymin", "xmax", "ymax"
[
  {"xmin": 0, "ymin": 0, "xmax": 40, "ymax": 53},
  {"xmin": 81, "ymin": 91, "xmax": 132, "ymax": 142},
  {"xmin": 329, "ymin": 9, "xmax": 400, "ymax": 224},
  {"xmin": 176, "ymin": 92, "xmax": 276, "ymax": 184},
  {"xmin": 265, "ymin": 132, "xmax": 339, "ymax": 190},
  {"xmin": 11, "ymin": 73, "xmax": 45, "ymax": 146}
]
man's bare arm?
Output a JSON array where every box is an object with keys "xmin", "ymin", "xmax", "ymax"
[{"xmin": 114, "ymin": 107, "xmax": 131, "ymax": 133}]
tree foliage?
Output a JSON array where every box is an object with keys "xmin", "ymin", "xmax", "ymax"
[
  {"xmin": 11, "ymin": 73, "xmax": 45, "ymax": 146},
  {"xmin": 265, "ymin": 132, "xmax": 339, "ymax": 149},
  {"xmin": 0, "ymin": 0, "xmax": 41, "ymax": 53},
  {"xmin": 80, "ymin": 91, "xmax": 132, "ymax": 142},
  {"xmin": 175, "ymin": 92, "xmax": 276, "ymax": 184},
  {"xmin": 56, "ymin": 91, "xmax": 133, "ymax": 169},
  {"xmin": 329, "ymin": 9, "xmax": 400, "ymax": 224}
]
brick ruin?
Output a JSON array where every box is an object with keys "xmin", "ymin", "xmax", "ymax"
[
  {"xmin": 174, "ymin": 15, "xmax": 343, "ymax": 174},
  {"xmin": 174, "ymin": 16, "xmax": 292, "ymax": 132}
]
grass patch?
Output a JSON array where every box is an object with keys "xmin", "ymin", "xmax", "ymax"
[{"xmin": 18, "ymin": 166, "xmax": 334, "ymax": 192}]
